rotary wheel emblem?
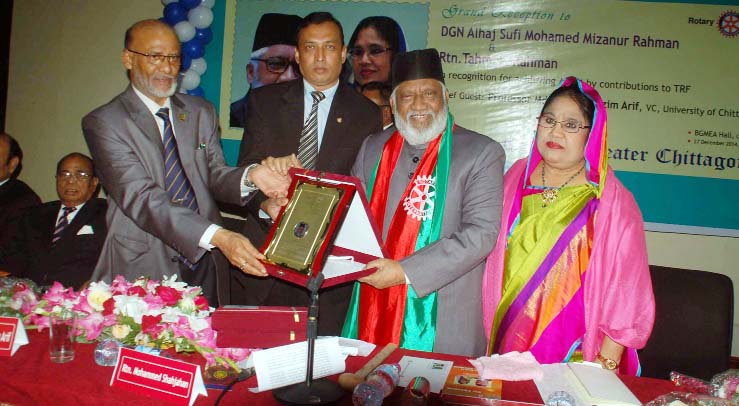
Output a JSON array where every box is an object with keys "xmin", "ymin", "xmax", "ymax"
[
  {"xmin": 718, "ymin": 10, "xmax": 739, "ymax": 38},
  {"xmin": 403, "ymin": 175, "xmax": 435, "ymax": 221}
]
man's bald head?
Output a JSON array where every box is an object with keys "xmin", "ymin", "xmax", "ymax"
[
  {"xmin": 124, "ymin": 19, "xmax": 178, "ymax": 49},
  {"xmin": 122, "ymin": 19, "xmax": 181, "ymax": 105}
]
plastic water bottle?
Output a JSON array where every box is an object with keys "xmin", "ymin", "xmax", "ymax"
[
  {"xmin": 546, "ymin": 390, "xmax": 575, "ymax": 406},
  {"xmin": 93, "ymin": 338, "xmax": 123, "ymax": 366},
  {"xmin": 352, "ymin": 382, "xmax": 384, "ymax": 406},
  {"xmin": 365, "ymin": 363, "xmax": 401, "ymax": 397}
]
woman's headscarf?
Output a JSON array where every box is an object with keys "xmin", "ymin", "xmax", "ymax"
[{"xmin": 503, "ymin": 76, "xmax": 609, "ymax": 238}]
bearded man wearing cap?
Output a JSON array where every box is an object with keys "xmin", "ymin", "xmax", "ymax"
[
  {"xmin": 342, "ymin": 48, "xmax": 505, "ymax": 357},
  {"xmin": 229, "ymin": 13, "xmax": 303, "ymax": 128}
]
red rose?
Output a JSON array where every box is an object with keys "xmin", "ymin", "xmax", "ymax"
[
  {"xmin": 102, "ymin": 297, "xmax": 116, "ymax": 316},
  {"xmin": 155, "ymin": 286, "xmax": 182, "ymax": 306},
  {"xmin": 193, "ymin": 295, "xmax": 209, "ymax": 310},
  {"xmin": 127, "ymin": 286, "xmax": 147, "ymax": 297},
  {"xmin": 141, "ymin": 314, "xmax": 163, "ymax": 335}
]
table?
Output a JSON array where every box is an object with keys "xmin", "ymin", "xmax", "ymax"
[{"xmin": 0, "ymin": 330, "xmax": 683, "ymax": 405}]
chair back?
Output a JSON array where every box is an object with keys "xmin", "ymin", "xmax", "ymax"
[{"xmin": 638, "ymin": 265, "xmax": 733, "ymax": 380}]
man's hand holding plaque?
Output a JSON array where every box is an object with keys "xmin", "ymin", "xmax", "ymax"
[{"xmin": 358, "ymin": 258, "xmax": 407, "ymax": 289}]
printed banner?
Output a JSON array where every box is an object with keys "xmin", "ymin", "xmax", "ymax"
[{"xmin": 212, "ymin": 0, "xmax": 739, "ymax": 235}]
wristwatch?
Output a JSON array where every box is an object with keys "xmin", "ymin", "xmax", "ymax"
[
  {"xmin": 243, "ymin": 163, "xmax": 258, "ymax": 189},
  {"xmin": 596, "ymin": 353, "xmax": 619, "ymax": 370}
]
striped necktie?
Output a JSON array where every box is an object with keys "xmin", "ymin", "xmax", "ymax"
[
  {"xmin": 156, "ymin": 108, "xmax": 199, "ymax": 212},
  {"xmin": 156, "ymin": 108, "xmax": 199, "ymax": 271},
  {"xmin": 52, "ymin": 206, "xmax": 76, "ymax": 245},
  {"xmin": 296, "ymin": 91, "xmax": 325, "ymax": 170}
]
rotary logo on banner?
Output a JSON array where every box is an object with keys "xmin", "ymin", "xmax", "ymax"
[{"xmin": 403, "ymin": 175, "xmax": 436, "ymax": 221}]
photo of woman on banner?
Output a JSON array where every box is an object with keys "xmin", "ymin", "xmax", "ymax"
[
  {"xmin": 347, "ymin": 16, "xmax": 407, "ymax": 88},
  {"xmin": 481, "ymin": 77, "xmax": 655, "ymax": 375}
]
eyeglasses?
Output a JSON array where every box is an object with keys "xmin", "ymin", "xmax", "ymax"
[
  {"xmin": 536, "ymin": 115, "xmax": 590, "ymax": 133},
  {"xmin": 56, "ymin": 171, "xmax": 92, "ymax": 181},
  {"xmin": 250, "ymin": 57, "xmax": 300, "ymax": 74},
  {"xmin": 348, "ymin": 45, "xmax": 392, "ymax": 59},
  {"xmin": 126, "ymin": 49, "xmax": 182, "ymax": 66}
]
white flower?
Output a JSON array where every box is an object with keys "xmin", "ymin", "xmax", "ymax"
[
  {"xmin": 188, "ymin": 315, "xmax": 209, "ymax": 332},
  {"xmin": 134, "ymin": 331, "xmax": 149, "ymax": 346},
  {"xmin": 178, "ymin": 296, "xmax": 196, "ymax": 313},
  {"xmin": 86, "ymin": 283, "xmax": 113, "ymax": 311},
  {"xmin": 159, "ymin": 307, "xmax": 184, "ymax": 324},
  {"xmin": 113, "ymin": 295, "xmax": 149, "ymax": 323},
  {"xmin": 161, "ymin": 275, "xmax": 187, "ymax": 291},
  {"xmin": 111, "ymin": 324, "xmax": 132, "ymax": 339}
]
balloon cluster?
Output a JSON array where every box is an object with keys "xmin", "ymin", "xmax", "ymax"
[{"xmin": 161, "ymin": 0, "xmax": 215, "ymax": 97}]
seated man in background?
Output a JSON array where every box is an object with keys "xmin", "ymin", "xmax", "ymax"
[
  {"xmin": 2, "ymin": 153, "xmax": 107, "ymax": 289},
  {"xmin": 360, "ymin": 81, "xmax": 394, "ymax": 130},
  {"xmin": 0, "ymin": 133, "xmax": 41, "ymax": 247}
]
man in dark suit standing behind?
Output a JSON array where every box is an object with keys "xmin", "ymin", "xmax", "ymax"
[
  {"xmin": 2, "ymin": 153, "xmax": 107, "ymax": 289},
  {"xmin": 234, "ymin": 12, "xmax": 382, "ymax": 335},
  {"xmin": 0, "ymin": 133, "xmax": 41, "ymax": 247},
  {"xmin": 82, "ymin": 20, "xmax": 290, "ymax": 305}
]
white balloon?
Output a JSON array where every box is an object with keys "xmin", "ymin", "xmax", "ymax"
[
  {"xmin": 189, "ymin": 58, "xmax": 208, "ymax": 75},
  {"xmin": 188, "ymin": 6, "xmax": 213, "ymax": 29},
  {"xmin": 180, "ymin": 70, "xmax": 201, "ymax": 91},
  {"xmin": 200, "ymin": 0, "xmax": 215, "ymax": 8},
  {"xmin": 161, "ymin": 0, "xmax": 178, "ymax": 5},
  {"xmin": 174, "ymin": 21, "xmax": 196, "ymax": 43}
]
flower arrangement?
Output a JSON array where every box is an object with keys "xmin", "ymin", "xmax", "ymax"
[
  {"xmin": 17, "ymin": 275, "xmax": 249, "ymax": 369},
  {"xmin": 0, "ymin": 277, "xmax": 41, "ymax": 320}
]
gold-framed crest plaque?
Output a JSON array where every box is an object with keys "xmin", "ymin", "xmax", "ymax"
[{"xmin": 263, "ymin": 181, "xmax": 343, "ymax": 274}]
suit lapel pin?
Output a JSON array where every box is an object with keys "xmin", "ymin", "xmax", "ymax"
[
  {"xmin": 178, "ymin": 113, "xmax": 187, "ymax": 121},
  {"xmin": 336, "ymin": 117, "xmax": 343, "ymax": 124},
  {"xmin": 198, "ymin": 143, "xmax": 206, "ymax": 150}
]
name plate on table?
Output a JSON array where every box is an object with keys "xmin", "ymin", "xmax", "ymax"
[
  {"xmin": 0, "ymin": 316, "xmax": 28, "ymax": 357},
  {"xmin": 264, "ymin": 181, "xmax": 344, "ymax": 274},
  {"xmin": 111, "ymin": 347, "xmax": 206, "ymax": 406}
]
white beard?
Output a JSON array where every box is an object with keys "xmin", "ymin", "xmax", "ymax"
[
  {"xmin": 134, "ymin": 72, "xmax": 177, "ymax": 99},
  {"xmin": 394, "ymin": 104, "xmax": 449, "ymax": 146}
]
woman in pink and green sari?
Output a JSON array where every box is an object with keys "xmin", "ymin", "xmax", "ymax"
[{"xmin": 482, "ymin": 77, "xmax": 655, "ymax": 375}]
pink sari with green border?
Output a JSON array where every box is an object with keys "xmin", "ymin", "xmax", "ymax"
[{"xmin": 482, "ymin": 77, "xmax": 655, "ymax": 375}]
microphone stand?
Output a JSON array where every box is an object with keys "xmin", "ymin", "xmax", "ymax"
[{"xmin": 273, "ymin": 273, "xmax": 343, "ymax": 404}]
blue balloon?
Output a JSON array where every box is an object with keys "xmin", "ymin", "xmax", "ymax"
[
  {"xmin": 182, "ymin": 39, "xmax": 204, "ymax": 59},
  {"xmin": 187, "ymin": 87, "xmax": 205, "ymax": 97},
  {"xmin": 163, "ymin": 3, "xmax": 188, "ymax": 25},
  {"xmin": 179, "ymin": 0, "xmax": 200, "ymax": 10},
  {"xmin": 194, "ymin": 27, "xmax": 212, "ymax": 45},
  {"xmin": 181, "ymin": 52, "xmax": 192, "ymax": 71}
]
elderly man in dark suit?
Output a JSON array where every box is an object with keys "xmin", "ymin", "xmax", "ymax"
[
  {"xmin": 233, "ymin": 12, "xmax": 382, "ymax": 335},
  {"xmin": 342, "ymin": 49, "xmax": 505, "ymax": 357},
  {"xmin": 82, "ymin": 20, "xmax": 290, "ymax": 305},
  {"xmin": 229, "ymin": 13, "xmax": 303, "ymax": 128},
  {"xmin": 2, "ymin": 153, "xmax": 106, "ymax": 289},
  {"xmin": 0, "ymin": 133, "xmax": 41, "ymax": 247}
]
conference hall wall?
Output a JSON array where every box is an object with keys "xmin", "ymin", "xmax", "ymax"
[{"xmin": 6, "ymin": 0, "xmax": 738, "ymax": 353}]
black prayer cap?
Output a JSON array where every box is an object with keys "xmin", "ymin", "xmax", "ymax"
[
  {"xmin": 391, "ymin": 48, "xmax": 445, "ymax": 89},
  {"xmin": 252, "ymin": 13, "xmax": 303, "ymax": 51}
]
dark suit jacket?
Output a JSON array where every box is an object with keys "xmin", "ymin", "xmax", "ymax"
[
  {"xmin": 229, "ymin": 93, "xmax": 248, "ymax": 128},
  {"xmin": 233, "ymin": 79, "xmax": 382, "ymax": 335},
  {"xmin": 83, "ymin": 85, "xmax": 249, "ymax": 304},
  {"xmin": 0, "ymin": 178, "xmax": 42, "ymax": 247},
  {"xmin": 2, "ymin": 198, "xmax": 107, "ymax": 289}
]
